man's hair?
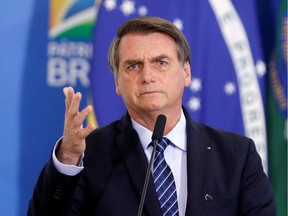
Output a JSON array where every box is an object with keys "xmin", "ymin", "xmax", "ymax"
[{"xmin": 108, "ymin": 16, "xmax": 191, "ymax": 75}]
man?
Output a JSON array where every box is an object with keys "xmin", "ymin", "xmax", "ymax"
[{"xmin": 28, "ymin": 16, "xmax": 276, "ymax": 216}]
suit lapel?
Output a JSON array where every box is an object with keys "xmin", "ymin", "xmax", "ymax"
[
  {"xmin": 115, "ymin": 114, "xmax": 162, "ymax": 216},
  {"xmin": 183, "ymin": 108, "xmax": 212, "ymax": 216}
]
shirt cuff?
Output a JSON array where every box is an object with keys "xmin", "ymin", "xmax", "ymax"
[{"xmin": 52, "ymin": 137, "xmax": 84, "ymax": 176}]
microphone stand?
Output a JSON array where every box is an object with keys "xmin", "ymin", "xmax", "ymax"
[
  {"xmin": 137, "ymin": 138, "xmax": 158, "ymax": 216},
  {"xmin": 137, "ymin": 114, "xmax": 166, "ymax": 216}
]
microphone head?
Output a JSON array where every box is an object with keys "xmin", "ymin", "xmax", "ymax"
[{"xmin": 151, "ymin": 114, "xmax": 167, "ymax": 142}]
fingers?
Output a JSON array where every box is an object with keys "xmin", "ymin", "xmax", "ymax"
[
  {"xmin": 70, "ymin": 92, "xmax": 82, "ymax": 117},
  {"xmin": 63, "ymin": 87, "xmax": 82, "ymax": 118},
  {"xmin": 82, "ymin": 123, "xmax": 96, "ymax": 138},
  {"xmin": 63, "ymin": 87, "xmax": 94, "ymax": 134},
  {"xmin": 76, "ymin": 105, "xmax": 95, "ymax": 139},
  {"xmin": 64, "ymin": 87, "xmax": 74, "ymax": 107},
  {"xmin": 60, "ymin": 87, "xmax": 95, "ymax": 165},
  {"xmin": 64, "ymin": 87, "xmax": 74, "ymax": 117},
  {"xmin": 73, "ymin": 105, "xmax": 93, "ymax": 130}
]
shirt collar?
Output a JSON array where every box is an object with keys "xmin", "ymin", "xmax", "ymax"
[{"xmin": 131, "ymin": 109, "xmax": 187, "ymax": 152}]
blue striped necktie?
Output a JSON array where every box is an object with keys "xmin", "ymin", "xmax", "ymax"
[{"xmin": 151, "ymin": 137, "xmax": 179, "ymax": 216}]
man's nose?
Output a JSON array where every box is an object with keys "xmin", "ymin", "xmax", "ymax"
[{"xmin": 141, "ymin": 64, "xmax": 155, "ymax": 83}]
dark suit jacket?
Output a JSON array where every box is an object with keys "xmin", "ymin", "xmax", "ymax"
[{"xmin": 28, "ymin": 108, "xmax": 276, "ymax": 216}]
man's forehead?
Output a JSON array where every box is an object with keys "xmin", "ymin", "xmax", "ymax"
[
  {"xmin": 119, "ymin": 33, "xmax": 177, "ymax": 53},
  {"xmin": 120, "ymin": 31, "xmax": 175, "ymax": 44}
]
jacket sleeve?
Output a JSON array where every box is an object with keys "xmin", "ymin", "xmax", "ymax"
[
  {"xmin": 239, "ymin": 139, "xmax": 277, "ymax": 215},
  {"xmin": 27, "ymin": 157, "xmax": 82, "ymax": 216}
]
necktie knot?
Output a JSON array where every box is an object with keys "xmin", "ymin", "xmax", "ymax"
[{"xmin": 155, "ymin": 137, "xmax": 170, "ymax": 153}]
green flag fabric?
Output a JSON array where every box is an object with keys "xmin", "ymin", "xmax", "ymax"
[{"xmin": 268, "ymin": 0, "xmax": 287, "ymax": 215}]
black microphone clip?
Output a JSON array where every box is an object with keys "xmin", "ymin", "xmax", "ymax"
[{"xmin": 151, "ymin": 114, "xmax": 166, "ymax": 143}]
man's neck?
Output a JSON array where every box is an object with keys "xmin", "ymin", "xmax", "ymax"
[{"xmin": 129, "ymin": 107, "xmax": 182, "ymax": 136}]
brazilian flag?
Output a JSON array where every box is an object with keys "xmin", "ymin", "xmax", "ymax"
[{"xmin": 267, "ymin": 0, "xmax": 287, "ymax": 215}]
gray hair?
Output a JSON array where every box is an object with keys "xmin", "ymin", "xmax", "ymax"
[{"xmin": 108, "ymin": 16, "xmax": 191, "ymax": 75}]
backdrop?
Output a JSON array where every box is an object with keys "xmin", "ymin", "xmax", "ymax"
[{"xmin": 0, "ymin": 0, "xmax": 286, "ymax": 215}]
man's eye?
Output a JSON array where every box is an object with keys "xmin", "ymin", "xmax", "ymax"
[
  {"xmin": 158, "ymin": 60, "xmax": 167, "ymax": 65},
  {"xmin": 131, "ymin": 64, "xmax": 137, "ymax": 68},
  {"xmin": 126, "ymin": 63, "xmax": 141, "ymax": 72},
  {"xmin": 128, "ymin": 64, "xmax": 137, "ymax": 70}
]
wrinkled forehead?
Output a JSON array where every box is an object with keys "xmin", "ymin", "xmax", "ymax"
[{"xmin": 118, "ymin": 32, "xmax": 178, "ymax": 58}]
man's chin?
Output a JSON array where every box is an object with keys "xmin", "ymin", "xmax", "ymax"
[{"xmin": 142, "ymin": 104, "xmax": 164, "ymax": 113}]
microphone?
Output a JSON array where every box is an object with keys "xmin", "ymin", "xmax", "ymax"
[
  {"xmin": 137, "ymin": 114, "xmax": 166, "ymax": 216},
  {"xmin": 151, "ymin": 114, "xmax": 166, "ymax": 143}
]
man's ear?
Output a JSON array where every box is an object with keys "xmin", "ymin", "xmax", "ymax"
[
  {"xmin": 184, "ymin": 61, "xmax": 191, "ymax": 87},
  {"xmin": 115, "ymin": 75, "xmax": 121, "ymax": 96}
]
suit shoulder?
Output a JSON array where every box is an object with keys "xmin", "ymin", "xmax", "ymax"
[
  {"xmin": 86, "ymin": 120, "xmax": 120, "ymax": 141},
  {"xmin": 205, "ymin": 123, "xmax": 249, "ymax": 140},
  {"xmin": 193, "ymin": 121, "xmax": 254, "ymax": 152}
]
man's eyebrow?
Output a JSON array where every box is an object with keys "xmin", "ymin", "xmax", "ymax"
[
  {"xmin": 151, "ymin": 54, "xmax": 171, "ymax": 61},
  {"xmin": 122, "ymin": 59, "xmax": 143, "ymax": 66},
  {"xmin": 121, "ymin": 55, "xmax": 171, "ymax": 66}
]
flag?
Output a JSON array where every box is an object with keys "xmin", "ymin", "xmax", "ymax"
[
  {"xmin": 268, "ymin": 0, "xmax": 287, "ymax": 215},
  {"xmin": 18, "ymin": 0, "xmax": 96, "ymax": 214},
  {"xmin": 90, "ymin": 0, "xmax": 268, "ymax": 171}
]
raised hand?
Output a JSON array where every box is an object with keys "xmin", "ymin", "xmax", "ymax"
[{"xmin": 57, "ymin": 87, "xmax": 96, "ymax": 165}]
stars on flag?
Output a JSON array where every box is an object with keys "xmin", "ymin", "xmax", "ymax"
[
  {"xmin": 255, "ymin": 59, "xmax": 266, "ymax": 77},
  {"xmin": 189, "ymin": 78, "xmax": 202, "ymax": 92},
  {"xmin": 188, "ymin": 97, "xmax": 201, "ymax": 111},
  {"xmin": 120, "ymin": 0, "xmax": 136, "ymax": 16},
  {"xmin": 102, "ymin": 0, "xmax": 182, "ymax": 28},
  {"xmin": 138, "ymin": 6, "xmax": 148, "ymax": 16},
  {"xmin": 103, "ymin": 0, "xmax": 143, "ymax": 17},
  {"xmin": 173, "ymin": 18, "xmax": 184, "ymax": 31},
  {"xmin": 103, "ymin": 0, "xmax": 117, "ymax": 11},
  {"xmin": 224, "ymin": 81, "xmax": 236, "ymax": 95},
  {"xmin": 188, "ymin": 78, "xmax": 201, "ymax": 112},
  {"xmin": 187, "ymin": 77, "xmax": 238, "ymax": 112}
]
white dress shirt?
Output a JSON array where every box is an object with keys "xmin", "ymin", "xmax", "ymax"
[
  {"xmin": 53, "ymin": 110, "xmax": 187, "ymax": 216},
  {"xmin": 131, "ymin": 110, "xmax": 187, "ymax": 216}
]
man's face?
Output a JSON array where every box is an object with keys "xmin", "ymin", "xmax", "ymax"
[{"xmin": 115, "ymin": 32, "xmax": 191, "ymax": 117}]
